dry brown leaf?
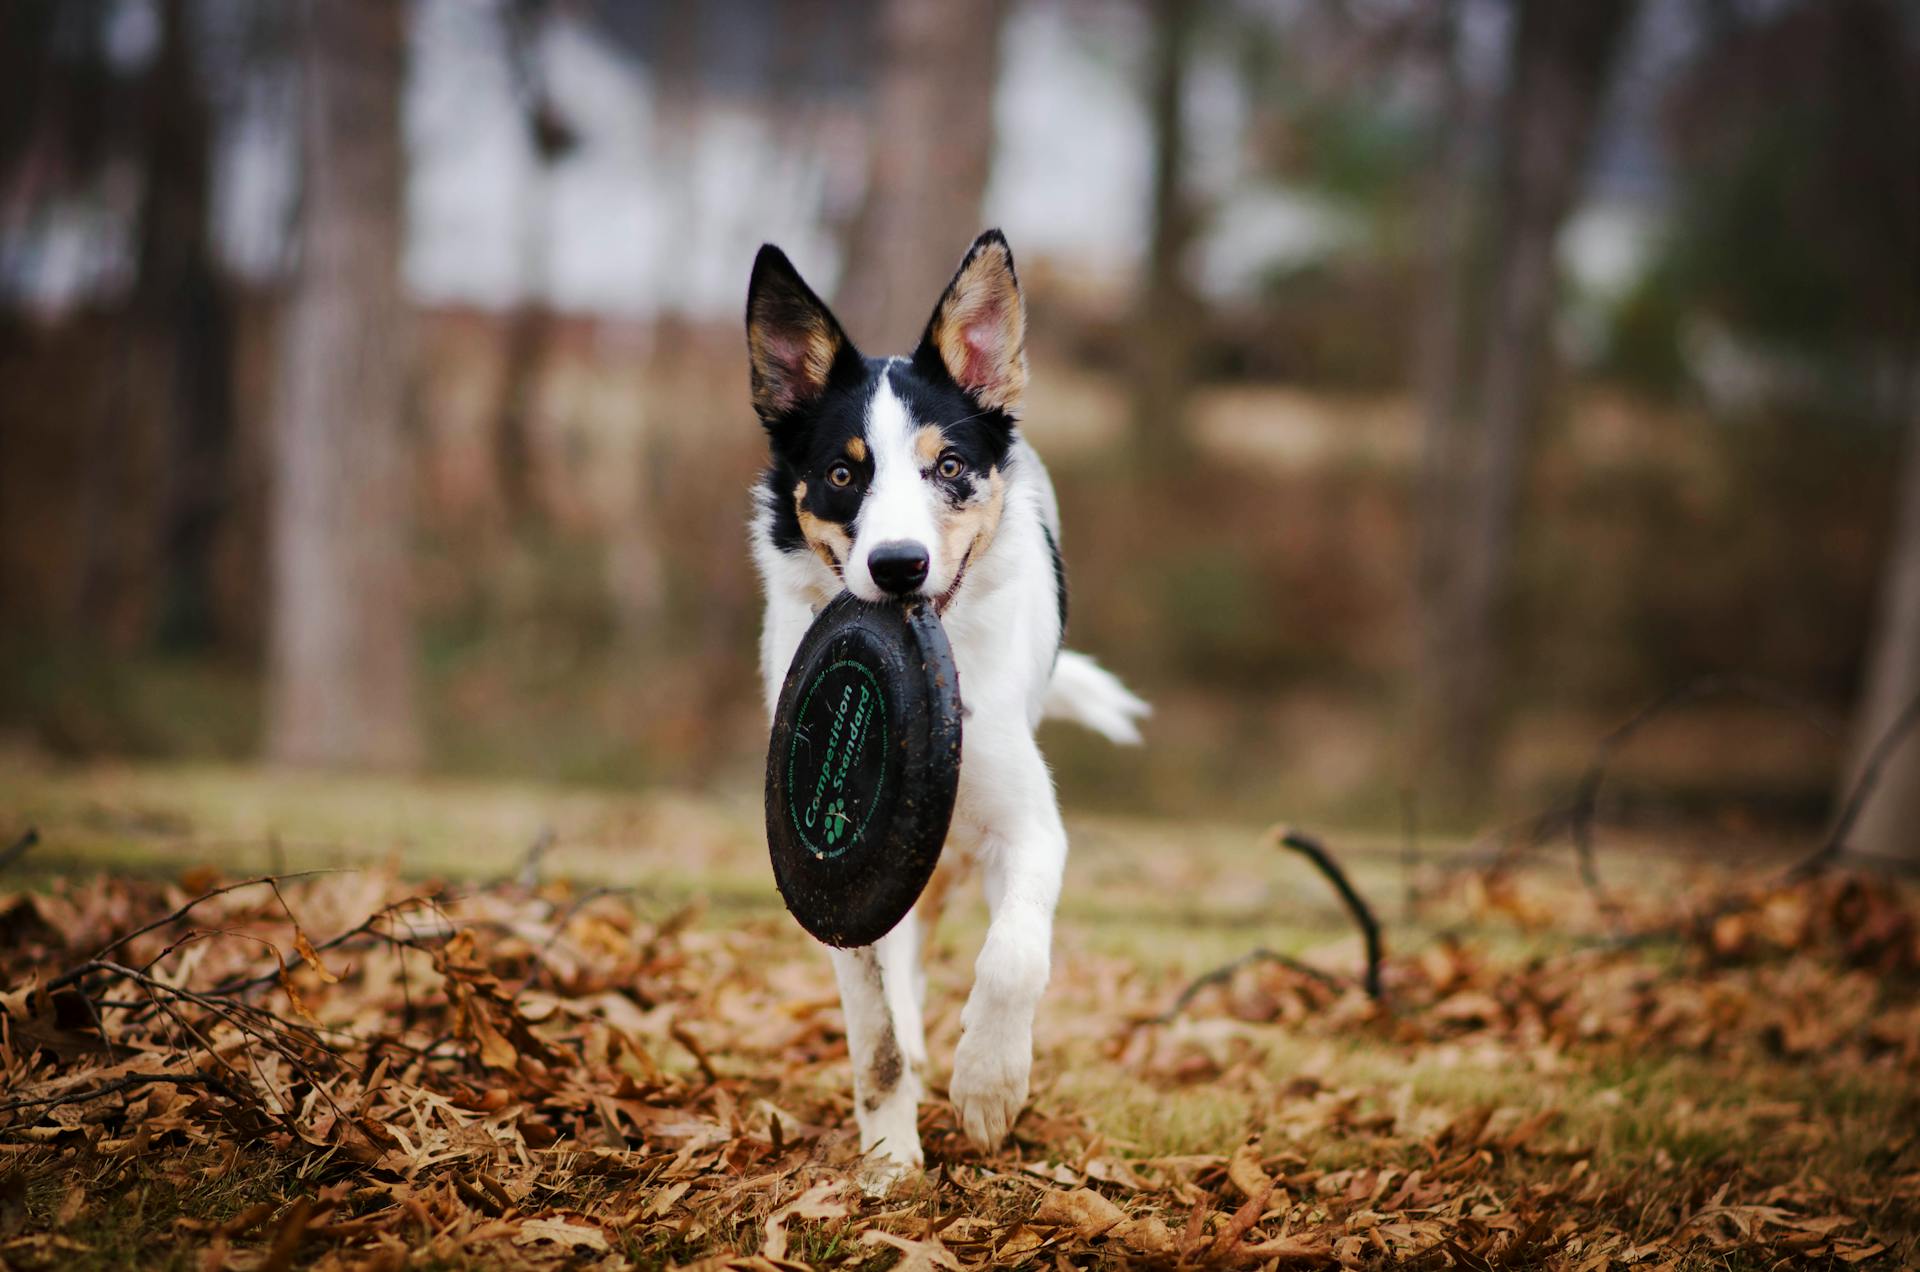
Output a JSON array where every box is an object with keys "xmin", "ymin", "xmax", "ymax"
[
  {"xmin": 514, "ymin": 1217, "xmax": 611, "ymax": 1251},
  {"xmin": 1110, "ymin": 1215, "xmax": 1178, "ymax": 1256},
  {"xmin": 53, "ymin": 1183, "xmax": 85, "ymax": 1229},
  {"xmin": 1240, "ymin": 1232, "xmax": 1337, "ymax": 1265},
  {"xmin": 1033, "ymin": 1186, "xmax": 1126, "ymax": 1238},
  {"xmin": 1227, "ymin": 1136, "xmax": 1273, "ymax": 1202},
  {"xmin": 275, "ymin": 950, "xmax": 323, "ymax": 1028},
  {"xmin": 762, "ymin": 1179, "xmax": 849, "ymax": 1261},
  {"xmin": 293, "ymin": 928, "xmax": 341, "ymax": 984},
  {"xmin": 863, "ymin": 1228, "xmax": 962, "ymax": 1271}
]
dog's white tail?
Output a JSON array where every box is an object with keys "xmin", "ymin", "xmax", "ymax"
[{"xmin": 1042, "ymin": 650, "xmax": 1150, "ymax": 745}]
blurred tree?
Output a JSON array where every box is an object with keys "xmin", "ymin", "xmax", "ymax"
[
  {"xmin": 263, "ymin": 0, "xmax": 418, "ymax": 769},
  {"xmin": 1851, "ymin": 413, "xmax": 1920, "ymax": 859},
  {"xmin": 1417, "ymin": 0, "xmax": 1640, "ymax": 812},
  {"xmin": 1129, "ymin": 0, "xmax": 1200, "ymax": 471},
  {"xmin": 3, "ymin": 2, "xmax": 159, "ymax": 642},
  {"xmin": 1411, "ymin": 0, "xmax": 1472, "ymax": 780},
  {"xmin": 1641, "ymin": 0, "xmax": 1919, "ymax": 854},
  {"xmin": 1656, "ymin": 0, "xmax": 1918, "ymax": 411},
  {"xmin": 834, "ymin": 0, "xmax": 1007, "ymax": 350},
  {"xmin": 494, "ymin": 0, "xmax": 579, "ymax": 530},
  {"xmin": 1824, "ymin": 0, "xmax": 1920, "ymax": 861},
  {"xmin": 137, "ymin": 0, "xmax": 236, "ymax": 651}
]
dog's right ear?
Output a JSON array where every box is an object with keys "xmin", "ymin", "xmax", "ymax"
[{"xmin": 746, "ymin": 245, "xmax": 859, "ymax": 423}]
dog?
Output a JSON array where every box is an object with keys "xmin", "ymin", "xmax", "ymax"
[{"xmin": 746, "ymin": 229, "xmax": 1148, "ymax": 1186}]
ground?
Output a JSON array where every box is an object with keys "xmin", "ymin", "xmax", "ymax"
[{"xmin": 0, "ymin": 759, "xmax": 1915, "ymax": 1270}]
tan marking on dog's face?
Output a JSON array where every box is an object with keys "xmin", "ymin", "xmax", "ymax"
[
  {"xmin": 913, "ymin": 426, "xmax": 946, "ymax": 467},
  {"xmin": 844, "ymin": 436, "xmax": 867, "ymax": 463},
  {"xmin": 934, "ymin": 465, "xmax": 1006, "ymax": 595},
  {"xmin": 794, "ymin": 483, "xmax": 851, "ymax": 574}
]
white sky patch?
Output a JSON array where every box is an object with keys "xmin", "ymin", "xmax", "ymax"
[
  {"xmin": 404, "ymin": 0, "xmax": 850, "ymax": 319},
  {"xmin": 984, "ymin": 2, "xmax": 1151, "ymax": 295},
  {"xmin": 1198, "ymin": 187, "xmax": 1364, "ymax": 299},
  {"xmin": 1561, "ymin": 201, "xmax": 1659, "ymax": 302},
  {"xmin": 8, "ymin": 0, "xmax": 1678, "ymax": 323}
]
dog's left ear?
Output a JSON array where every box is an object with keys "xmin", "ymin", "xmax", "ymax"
[{"xmin": 914, "ymin": 229, "xmax": 1027, "ymax": 416}]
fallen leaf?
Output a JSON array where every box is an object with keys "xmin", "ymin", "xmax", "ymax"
[
  {"xmin": 293, "ymin": 928, "xmax": 340, "ymax": 984},
  {"xmin": 863, "ymin": 1228, "xmax": 961, "ymax": 1271},
  {"xmin": 763, "ymin": 1180, "xmax": 848, "ymax": 1261},
  {"xmin": 515, "ymin": 1217, "xmax": 610, "ymax": 1252},
  {"xmin": 1110, "ymin": 1215, "xmax": 1177, "ymax": 1256},
  {"xmin": 1034, "ymin": 1187, "xmax": 1126, "ymax": 1238},
  {"xmin": 1228, "ymin": 1136, "xmax": 1274, "ymax": 1202}
]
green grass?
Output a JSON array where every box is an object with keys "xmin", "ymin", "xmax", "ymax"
[{"xmin": 9, "ymin": 1147, "xmax": 319, "ymax": 1271}]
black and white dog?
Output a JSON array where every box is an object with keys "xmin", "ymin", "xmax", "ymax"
[{"xmin": 746, "ymin": 230, "xmax": 1148, "ymax": 1183}]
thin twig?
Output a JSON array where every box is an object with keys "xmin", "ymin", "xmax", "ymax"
[
  {"xmin": 0, "ymin": 826, "xmax": 39, "ymax": 871},
  {"xmin": 1417, "ymin": 806, "xmax": 1575, "ymax": 892},
  {"xmin": 60, "ymin": 869, "xmax": 345, "ymax": 986},
  {"xmin": 1566, "ymin": 674, "xmax": 1840, "ymax": 903},
  {"xmin": 1152, "ymin": 948, "xmax": 1345, "ymax": 1024},
  {"xmin": 0, "ymin": 1072, "xmax": 237, "ymax": 1119},
  {"xmin": 1276, "ymin": 827, "xmax": 1384, "ymax": 1000},
  {"xmin": 513, "ymin": 825, "xmax": 557, "ymax": 889},
  {"xmin": 1795, "ymin": 690, "xmax": 1920, "ymax": 877},
  {"xmin": 200, "ymin": 899, "xmax": 448, "ymax": 1000},
  {"xmin": 670, "ymin": 1023, "xmax": 719, "ymax": 1085}
]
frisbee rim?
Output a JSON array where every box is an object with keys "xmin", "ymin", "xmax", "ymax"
[{"xmin": 764, "ymin": 593, "xmax": 962, "ymax": 948}]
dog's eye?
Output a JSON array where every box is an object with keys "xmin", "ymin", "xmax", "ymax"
[
  {"xmin": 826, "ymin": 462, "xmax": 854, "ymax": 489},
  {"xmin": 937, "ymin": 453, "xmax": 966, "ymax": 480}
]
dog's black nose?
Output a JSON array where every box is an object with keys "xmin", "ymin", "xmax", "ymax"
[{"xmin": 868, "ymin": 540, "xmax": 930, "ymax": 595}]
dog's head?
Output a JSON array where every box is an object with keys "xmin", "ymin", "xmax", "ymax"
[{"xmin": 747, "ymin": 230, "xmax": 1027, "ymax": 608}]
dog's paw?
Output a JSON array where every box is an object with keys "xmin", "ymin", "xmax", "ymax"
[
  {"xmin": 949, "ymin": 1024, "xmax": 1030, "ymax": 1151},
  {"xmin": 856, "ymin": 1139, "xmax": 922, "ymax": 1197},
  {"xmin": 854, "ymin": 1087, "xmax": 923, "ymax": 1196}
]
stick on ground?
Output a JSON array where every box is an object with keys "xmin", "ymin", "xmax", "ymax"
[
  {"xmin": 1156, "ymin": 825, "xmax": 1385, "ymax": 1021},
  {"xmin": 1277, "ymin": 827, "xmax": 1383, "ymax": 1001}
]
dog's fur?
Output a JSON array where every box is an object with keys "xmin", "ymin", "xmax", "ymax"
[{"xmin": 746, "ymin": 230, "xmax": 1148, "ymax": 1184}]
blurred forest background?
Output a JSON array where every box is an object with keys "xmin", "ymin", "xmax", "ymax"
[{"xmin": 3, "ymin": 0, "xmax": 1918, "ymax": 856}]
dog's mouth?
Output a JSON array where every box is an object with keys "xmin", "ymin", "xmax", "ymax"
[{"xmin": 932, "ymin": 545, "xmax": 975, "ymax": 616}]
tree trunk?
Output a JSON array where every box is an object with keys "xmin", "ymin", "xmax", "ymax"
[
  {"xmin": 1411, "ymin": 0, "xmax": 1472, "ymax": 780},
  {"xmin": 263, "ymin": 0, "xmax": 419, "ymax": 769},
  {"xmin": 834, "ymin": 0, "xmax": 1007, "ymax": 350},
  {"xmin": 141, "ymin": 0, "xmax": 236, "ymax": 651},
  {"xmin": 1843, "ymin": 407, "xmax": 1920, "ymax": 858},
  {"xmin": 1128, "ymin": 0, "xmax": 1199, "ymax": 471},
  {"xmin": 1417, "ymin": 0, "xmax": 1639, "ymax": 812}
]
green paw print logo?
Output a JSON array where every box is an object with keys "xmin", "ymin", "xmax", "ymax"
[{"xmin": 824, "ymin": 797, "xmax": 850, "ymax": 846}]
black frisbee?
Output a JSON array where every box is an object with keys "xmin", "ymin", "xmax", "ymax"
[{"xmin": 765, "ymin": 593, "xmax": 963, "ymax": 948}]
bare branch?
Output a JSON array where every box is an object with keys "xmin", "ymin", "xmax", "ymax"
[
  {"xmin": 1567, "ymin": 674, "xmax": 1840, "ymax": 903},
  {"xmin": 0, "ymin": 826, "xmax": 38, "ymax": 872},
  {"xmin": 1276, "ymin": 827, "xmax": 1384, "ymax": 1000},
  {"xmin": 0, "ymin": 1072, "xmax": 237, "ymax": 1119},
  {"xmin": 1152, "ymin": 948, "xmax": 1345, "ymax": 1025},
  {"xmin": 1796, "ymin": 690, "xmax": 1920, "ymax": 877},
  {"xmin": 59, "ymin": 869, "xmax": 346, "ymax": 987}
]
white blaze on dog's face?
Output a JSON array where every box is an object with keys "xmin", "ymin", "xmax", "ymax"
[{"xmin": 747, "ymin": 231, "xmax": 1028, "ymax": 610}]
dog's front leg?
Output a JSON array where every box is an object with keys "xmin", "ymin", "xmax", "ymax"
[
  {"xmin": 949, "ymin": 731, "xmax": 1065, "ymax": 1151},
  {"xmin": 827, "ymin": 910, "xmax": 925, "ymax": 1192}
]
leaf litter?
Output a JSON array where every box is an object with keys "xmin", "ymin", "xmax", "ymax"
[{"xmin": 0, "ymin": 849, "xmax": 1914, "ymax": 1269}]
